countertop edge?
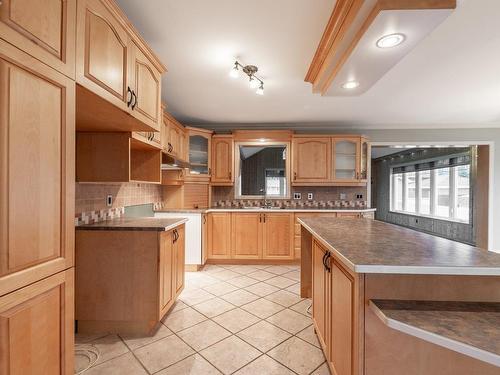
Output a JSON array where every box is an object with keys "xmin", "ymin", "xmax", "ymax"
[
  {"xmin": 76, "ymin": 218, "xmax": 188, "ymax": 231},
  {"xmin": 154, "ymin": 208, "xmax": 376, "ymax": 213},
  {"xmin": 368, "ymin": 300, "xmax": 500, "ymax": 367},
  {"xmin": 297, "ymin": 218, "xmax": 500, "ymax": 276}
]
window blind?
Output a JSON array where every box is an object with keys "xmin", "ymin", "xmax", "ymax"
[{"xmin": 392, "ymin": 154, "xmax": 471, "ymax": 174}]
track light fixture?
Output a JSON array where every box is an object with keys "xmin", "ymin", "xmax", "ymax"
[{"xmin": 229, "ymin": 60, "xmax": 265, "ymax": 95}]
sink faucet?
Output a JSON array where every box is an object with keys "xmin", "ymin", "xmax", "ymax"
[{"xmin": 261, "ymin": 189, "xmax": 272, "ymax": 208}]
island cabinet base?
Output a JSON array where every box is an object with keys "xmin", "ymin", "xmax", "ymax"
[
  {"xmin": 364, "ymin": 274, "xmax": 500, "ymax": 375},
  {"xmin": 75, "ymin": 225, "xmax": 185, "ymax": 335}
]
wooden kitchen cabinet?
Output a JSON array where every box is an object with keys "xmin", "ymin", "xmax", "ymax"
[
  {"xmin": 128, "ymin": 39, "xmax": 162, "ymax": 131},
  {"xmin": 76, "ymin": 224, "xmax": 185, "ymax": 334},
  {"xmin": 0, "ymin": 269, "xmax": 74, "ymax": 375},
  {"xmin": 186, "ymin": 127, "xmax": 213, "ymax": 181},
  {"xmin": 311, "ymin": 239, "xmax": 360, "ymax": 375},
  {"xmin": 202, "ymin": 213, "xmax": 208, "ymax": 264},
  {"xmin": 162, "ymin": 112, "xmax": 187, "ymax": 159},
  {"xmin": 75, "ymin": 0, "xmax": 165, "ymax": 132},
  {"xmin": 312, "ymin": 240, "xmax": 330, "ymax": 354},
  {"xmin": 174, "ymin": 226, "xmax": 185, "ymax": 295},
  {"xmin": 332, "ymin": 136, "xmax": 370, "ymax": 183},
  {"xmin": 0, "ymin": 0, "xmax": 76, "ymax": 79},
  {"xmin": 232, "ymin": 213, "xmax": 263, "ymax": 259},
  {"xmin": 208, "ymin": 213, "xmax": 231, "ymax": 259},
  {"xmin": 0, "ymin": 40, "xmax": 75, "ymax": 297},
  {"xmin": 262, "ymin": 213, "xmax": 294, "ymax": 259},
  {"xmin": 292, "ymin": 137, "xmax": 331, "ymax": 184},
  {"xmin": 211, "ymin": 135, "xmax": 234, "ymax": 185}
]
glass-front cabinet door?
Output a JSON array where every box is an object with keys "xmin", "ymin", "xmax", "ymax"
[
  {"xmin": 332, "ymin": 137, "xmax": 359, "ymax": 182},
  {"xmin": 187, "ymin": 128, "xmax": 212, "ymax": 181}
]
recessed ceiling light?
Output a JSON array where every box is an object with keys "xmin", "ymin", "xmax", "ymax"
[
  {"xmin": 376, "ymin": 33, "xmax": 405, "ymax": 48},
  {"xmin": 341, "ymin": 81, "xmax": 359, "ymax": 89}
]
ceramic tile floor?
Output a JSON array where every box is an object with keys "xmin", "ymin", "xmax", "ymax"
[{"xmin": 75, "ymin": 264, "xmax": 331, "ymax": 375}]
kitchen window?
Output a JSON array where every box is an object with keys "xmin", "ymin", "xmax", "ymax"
[{"xmin": 390, "ymin": 154, "xmax": 471, "ymax": 223}]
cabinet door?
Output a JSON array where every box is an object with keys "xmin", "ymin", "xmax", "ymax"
[
  {"xmin": 332, "ymin": 137, "xmax": 359, "ymax": 182},
  {"xmin": 211, "ymin": 137, "xmax": 234, "ymax": 184},
  {"xmin": 169, "ymin": 124, "xmax": 181, "ymax": 157},
  {"xmin": 0, "ymin": 41, "xmax": 75, "ymax": 296},
  {"xmin": 0, "ymin": 0, "xmax": 76, "ymax": 78},
  {"xmin": 359, "ymin": 138, "xmax": 369, "ymax": 181},
  {"xmin": 161, "ymin": 115, "xmax": 170, "ymax": 153},
  {"xmin": 201, "ymin": 214, "xmax": 208, "ymax": 264},
  {"xmin": 159, "ymin": 231, "xmax": 173, "ymax": 314},
  {"xmin": 312, "ymin": 240, "xmax": 330, "ymax": 352},
  {"xmin": 174, "ymin": 226, "xmax": 185, "ymax": 295},
  {"xmin": 330, "ymin": 260, "xmax": 354, "ymax": 375},
  {"xmin": 128, "ymin": 40, "xmax": 161, "ymax": 131},
  {"xmin": 208, "ymin": 213, "xmax": 231, "ymax": 259},
  {"xmin": 0, "ymin": 269, "xmax": 74, "ymax": 375},
  {"xmin": 76, "ymin": 0, "xmax": 128, "ymax": 109},
  {"xmin": 262, "ymin": 213, "xmax": 293, "ymax": 259},
  {"xmin": 187, "ymin": 130, "xmax": 212, "ymax": 181},
  {"xmin": 292, "ymin": 138, "xmax": 331, "ymax": 183},
  {"xmin": 232, "ymin": 213, "xmax": 262, "ymax": 259}
]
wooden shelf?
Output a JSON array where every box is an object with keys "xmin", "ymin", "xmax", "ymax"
[{"xmin": 77, "ymin": 132, "xmax": 161, "ymax": 183}]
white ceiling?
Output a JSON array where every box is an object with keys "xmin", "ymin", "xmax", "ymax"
[{"xmin": 117, "ymin": 0, "xmax": 500, "ymax": 129}]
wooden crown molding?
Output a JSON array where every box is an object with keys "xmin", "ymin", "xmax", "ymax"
[{"xmin": 305, "ymin": 0, "xmax": 456, "ymax": 95}]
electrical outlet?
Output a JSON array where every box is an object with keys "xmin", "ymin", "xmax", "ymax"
[
  {"xmin": 340, "ymin": 193, "xmax": 346, "ymax": 200},
  {"xmin": 293, "ymin": 192, "xmax": 301, "ymax": 200},
  {"xmin": 356, "ymin": 194, "xmax": 363, "ymax": 199},
  {"xmin": 307, "ymin": 193, "xmax": 313, "ymax": 200},
  {"xmin": 106, "ymin": 195, "xmax": 113, "ymax": 207}
]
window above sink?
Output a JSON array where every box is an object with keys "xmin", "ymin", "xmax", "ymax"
[{"xmin": 235, "ymin": 141, "xmax": 291, "ymax": 199}]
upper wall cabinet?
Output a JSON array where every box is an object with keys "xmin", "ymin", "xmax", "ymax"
[
  {"xmin": 211, "ymin": 135, "xmax": 234, "ymax": 185},
  {"xmin": 0, "ymin": 0, "xmax": 76, "ymax": 79},
  {"xmin": 292, "ymin": 135, "xmax": 369, "ymax": 186},
  {"xmin": 186, "ymin": 127, "xmax": 213, "ymax": 182},
  {"xmin": 128, "ymin": 39, "xmax": 162, "ymax": 130},
  {"xmin": 292, "ymin": 137, "xmax": 331, "ymax": 184},
  {"xmin": 75, "ymin": 0, "xmax": 165, "ymax": 132},
  {"xmin": 0, "ymin": 40, "xmax": 75, "ymax": 296}
]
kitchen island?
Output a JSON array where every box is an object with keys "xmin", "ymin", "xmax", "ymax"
[{"xmin": 299, "ymin": 217, "xmax": 500, "ymax": 375}]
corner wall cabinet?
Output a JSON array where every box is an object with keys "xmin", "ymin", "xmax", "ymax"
[
  {"xmin": 162, "ymin": 112, "xmax": 188, "ymax": 160},
  {"xmin": 75, "ymin": 0, "xmax": 165, "ymax": 132}
]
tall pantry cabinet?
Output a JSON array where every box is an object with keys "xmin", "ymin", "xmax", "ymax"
[{"xmin": 0, "ymin": 0, "xmax": 76, "ymax": 373}]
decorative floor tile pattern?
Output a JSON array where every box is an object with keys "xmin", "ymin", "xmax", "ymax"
[{"xmin": 75, "ymin": 264, "xmax": 330, "ymax": 375}]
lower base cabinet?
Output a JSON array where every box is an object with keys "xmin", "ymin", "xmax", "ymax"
[
  {"xmin": 76, "ymin": 225, "xmax": 185, "ymax": 335},
  {"xmin": 208, "ymin": 212, "xmax": 294, "ymax": 261},
  {"xmin": 0, "ymin": 269, "xmax": 74, "ymax": 375},
  {"xmin": 312, "ymin": 239, "xmax": 359, "ymax": 375}
]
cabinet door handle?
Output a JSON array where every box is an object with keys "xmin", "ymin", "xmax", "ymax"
[
  {"xmin": 203, "ymin": 215, "xmax": 206, "ymax": 224},
  {"xmin": 131, "ymin": 90, "xmax": 137, "ymax": 110},
  {"xmin": 293, "ymin": 172, "xmax": 297, "ymax": 181},
  {"xmin": 263, "ymin": 214, "xmax": 266, "ymax": 223},
  {"xmin": 126, "ymin": 87, "xmax": 133, "ymax": 107},
  {"xmin": 325, "ymin": 253, "xmax": 331, "ymax": 273},
  {"xmin": 259, "ymin": 214, "xmax": 262, "ymax": 223},
  {"xmin": 322, "ymin": 251, "xmax": 328, "ymax": 270},
  {"xmin": 209, "ymin": 168, "xmax": 212, "ymax": 176},
  {"xmin": 229, "ymin": 171, "xmax": 232, "ymax": 180}
]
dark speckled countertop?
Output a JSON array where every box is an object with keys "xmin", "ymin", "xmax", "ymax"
[
  {"xmin": 370, "ymin": 300, "xmax": 500, "ymax": 367},
  {"xmin": 299, "ymin": 217, "xmax": 500, "ymax": 275},
  {"xmin": 76, "ymin": 217, "xmax": 187, "ymax": 231}
]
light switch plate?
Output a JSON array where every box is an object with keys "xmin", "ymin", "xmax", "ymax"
[
  {"xmin": 307, "ymin": 193, "xmax": 313, "ymax": 200},
  {"xmin": 106, "ymin": 195, "xmax": 113, "ymax": 207},
  {"xmin": 340, "ymin": 193, "xmax": 346, "ymax": 200},
  {"xmin": 293, "ymin": 192, "xmax": 301, "ymax": 200}
]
